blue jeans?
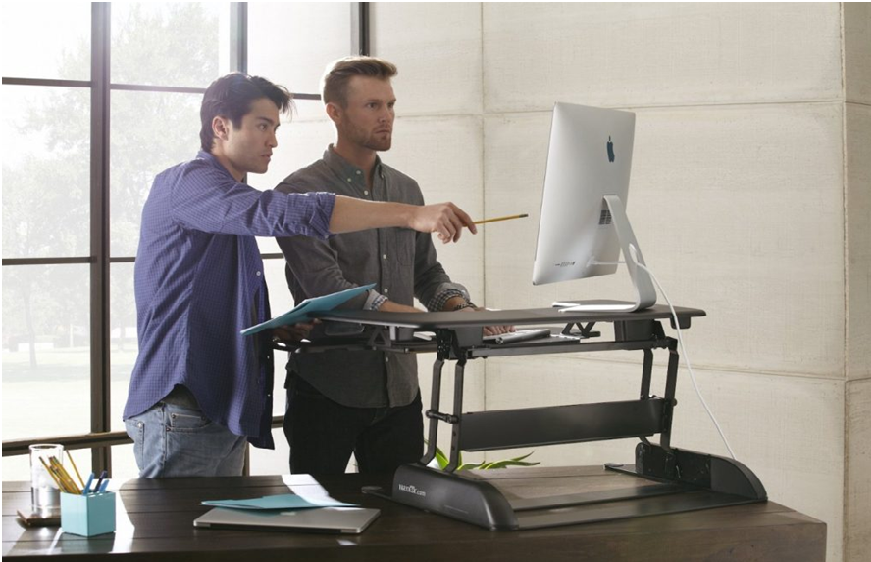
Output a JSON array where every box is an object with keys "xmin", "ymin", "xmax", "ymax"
[{"xmin": 124, "ymin": 400, "xmax": 247, "ymax": 478}]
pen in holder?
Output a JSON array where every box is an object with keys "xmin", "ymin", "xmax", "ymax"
[{"xmin": 60, "ymin": 492, "xmax": 116, "ymax": 536}]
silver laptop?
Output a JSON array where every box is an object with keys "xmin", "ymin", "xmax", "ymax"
[{"xmin": 193, "ymin": 506, "xmax": 381, "ymax": 534}]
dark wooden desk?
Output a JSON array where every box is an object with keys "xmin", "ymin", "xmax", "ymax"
[{"xmin": 3, "ymin": 467, "xmax": 825, "ymax": 561}]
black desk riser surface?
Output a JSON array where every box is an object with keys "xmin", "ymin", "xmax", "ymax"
[
  {"xmin": 318, "ymin": 303, "xmax": 705, "ymax": 330},
  {"xmin": 298, "ymin": 304, "xmax": 766, "ymax": 531}
]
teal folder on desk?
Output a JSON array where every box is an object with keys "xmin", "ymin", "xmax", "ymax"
[
  {"xmin": 202, "ymin": 493, "xmax": 356, "ymax": 510},
  {"xmin": 240, "ymin": 283, "xmax": 376, "ymax": 336}
]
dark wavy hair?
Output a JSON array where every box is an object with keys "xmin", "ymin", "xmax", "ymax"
[{"xmin": 199, "ymin": 73, "xmax": 292, "ymax": 153}]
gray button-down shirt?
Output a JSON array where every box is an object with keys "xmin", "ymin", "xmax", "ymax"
[{"xmin": 275, "ymin": 147, "xmax": 470, "ymax": 408}]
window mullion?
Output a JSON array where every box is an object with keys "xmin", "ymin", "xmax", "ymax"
[
  {"xmin": 90, "ymin": 2, "xmax": 112, "ymax": 476},
  {"xmin": 351, "ymin": 3, "xmax": 370, "ymax": 56},
  {"xmin": 230, "ymin": 3, "xmax": 247, "ymax": 73}
]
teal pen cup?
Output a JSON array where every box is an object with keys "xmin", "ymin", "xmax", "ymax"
[{"xmin": 60, "ymin": 492, "xmax": 116, "ymax": 536}]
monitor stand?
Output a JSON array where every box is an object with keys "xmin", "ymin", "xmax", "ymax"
[{"xmin": 554, "ymin": 195, "xmax": 656, "ymax": 313}]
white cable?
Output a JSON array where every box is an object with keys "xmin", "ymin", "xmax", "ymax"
[
  {"xmin": 592, "ymin": 259, "xmax": 738, "ymax": 460},
  {"xmin": 635, "ymin": 262, "xmax": 737, "ymax": 460}
]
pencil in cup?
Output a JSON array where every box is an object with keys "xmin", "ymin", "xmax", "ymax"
[
  {"xmin": 38, "ymin": 457, "xmax": 76, "ymax": 493},
  {"xmin": 50, "ymin": 457, "xmax": 81, "ymax": 494},
  {"xmin": 472, "ymin": 213, "xmax": 528, "ymax": 225},
  {"xmin": 65, "ymin": 450, "xmax": 86, "ymax": 488},
  {"xmin": 51, "ymin": 457, "xmax": 81, "ymax": 494}
]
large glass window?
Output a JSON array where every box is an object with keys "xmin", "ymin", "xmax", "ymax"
[
  {"xmin": 109, "ymin": 263, "xmax": 136, "ymax": 435},
  {"xmin": 1, "ymin": 3, "xmax": 91, "ymax": 81},
  {"xmin": 248, "ymin": 3, "xmax": 352, "ymax": 101},
  {"xmin": 3, "ymin": 2, "xmax": 357, "ymax": 481},
  {"xmin": 2, "ymin": 2, "xmax": 94, "ymax": 481},
  {"xmin": 111, "ymin": 3, "xmax": 226, "ymax": 88},
  {"xmin": 2, "ymin": 87, "xmax": 91, "ymax": 259},
  {"xmin": 2, "ymin": 265, "xmax": 91, "ymax": 438}
]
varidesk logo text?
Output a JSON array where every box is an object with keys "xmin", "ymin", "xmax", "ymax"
[{"xmin": 398, "ymin": 484, "xmax": 426, "ymax": 497}]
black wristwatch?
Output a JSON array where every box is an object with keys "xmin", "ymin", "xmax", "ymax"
[{"xmin": 452, "ymin": 301, "xmax": 477, "ymax": 311}]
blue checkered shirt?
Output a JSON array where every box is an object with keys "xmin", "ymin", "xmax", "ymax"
[{"xmin": 123, "ymin": 151, "xmax": 335, "ymax": 448}]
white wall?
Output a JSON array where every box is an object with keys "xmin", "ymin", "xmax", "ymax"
[{"xmin": 370, "ymin": 3, "xmax": 869, "ymax": 562}]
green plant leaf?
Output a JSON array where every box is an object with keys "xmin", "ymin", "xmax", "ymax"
[
  {"xmin": 435, "ymin": 447, "xmax": 449, "ymax": 470},
  {"xmin": 466, "ymin": 451, "xmax": 539, "ymax": 470},
  {"xmin": 479, "ymin": 459, "xmax": 540, "ymax": 469},
  {"xmin": 426, "ymin": 440, "xmax": 538, "ymax": 471},
  {"xmin": 508, "ymin": 451, "xmax": 536, "ymax": 463}
]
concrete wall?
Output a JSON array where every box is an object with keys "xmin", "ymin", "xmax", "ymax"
[
  {"xmin": 370, "ymin": 3, "xmax": 869, "ymax": 562},
  {"xmin": 844, "ymin": 3, "xmax": 871, "ymax": 561}
]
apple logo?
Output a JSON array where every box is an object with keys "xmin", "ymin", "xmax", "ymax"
[{"xmin": 606, "ymin": 136, "xmax": 615, "ymax": 162}]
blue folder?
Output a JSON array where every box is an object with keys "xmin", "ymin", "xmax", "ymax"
[
  {"xmin": 240, "ymin": 283, "xmax": 376, "ymax": 336},
  {"xmin": 202, "ymin": 493, "xmax": 356, "ymax": 510}
]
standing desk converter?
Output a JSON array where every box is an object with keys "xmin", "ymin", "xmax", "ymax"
[{"xmin": 304, "ymin": 305, "xmax": 767, "ymax": 531}]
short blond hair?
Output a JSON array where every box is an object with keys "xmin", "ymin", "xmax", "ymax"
[{"xmin": 322, "ymin": 56, "xmax": 397, "ymax": 107}]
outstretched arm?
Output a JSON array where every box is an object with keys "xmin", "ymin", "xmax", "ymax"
[{"xmin": 329, "ymin": 196, "xmax": 477, "ymax": 243}]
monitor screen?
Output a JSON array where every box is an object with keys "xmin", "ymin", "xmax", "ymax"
[{"xmin": 532, "ymin": 102, "xmax": 655, "ymax": 312}]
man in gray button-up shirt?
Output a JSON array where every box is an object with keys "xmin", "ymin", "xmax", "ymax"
[{"xmin": 275, "ymin": 57, "xmax": 508, "ymax": 475}]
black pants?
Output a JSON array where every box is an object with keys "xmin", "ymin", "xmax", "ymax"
[{"xmin": 283, "ymin": 372, "xmax": 424, "ymax": 475}]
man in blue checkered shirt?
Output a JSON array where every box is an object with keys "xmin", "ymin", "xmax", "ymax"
[{"xmin": 123, "ymin": 73, "xmax": 477, "ymax": 478}]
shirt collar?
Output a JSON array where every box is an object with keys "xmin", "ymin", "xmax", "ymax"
[
  {"xmin": 323, "ymin": 144, "xmax": 385, "ymax": 181},
  {"xmin": 197, "ymin": 150, "xmax": 234, "ymax": 178}
]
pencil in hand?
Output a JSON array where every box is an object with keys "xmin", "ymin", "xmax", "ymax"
[{"xmin": 472, "ymin": 213, "xmax": 529, "ymax": 225}]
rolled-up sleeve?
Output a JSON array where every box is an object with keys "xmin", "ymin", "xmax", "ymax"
[{"xmin": 412, "ymin": 229, "xmax": 470, "ymax": 310}]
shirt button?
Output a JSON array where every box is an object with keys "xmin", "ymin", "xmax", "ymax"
[
  {"xmin": 385, "ymin": 356, "xmax": 390, "ymax": 363},
  {"xmin": 356, "ymin": 170, "xmax": 361, "ymax": 175},
  {"xmin": 347, "ymin": 178, "xmax": 352, "ymax": 182},
  {"xmin": 384, "ymin": 288, "xmax": 389, "ymax": 294},
  {"xmin": 255, "ymin": 271, "xmax": 262, "ymax": 277},
  {"xmin": 364, "ymin": 190, "xmax": 369, "ymax": 195},
  {"xmin": 382, "ymin": 254, "xmax": 387, "ymax": 260}
]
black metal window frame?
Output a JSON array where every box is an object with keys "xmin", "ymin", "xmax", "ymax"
[{"xmin": 2, "ymin": 3, "xmax": 370, "ymax": 474}]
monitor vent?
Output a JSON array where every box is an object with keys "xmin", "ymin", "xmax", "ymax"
[{"xmin": 598, "ymin": 209, "xmax": 612, "ymax": 226}]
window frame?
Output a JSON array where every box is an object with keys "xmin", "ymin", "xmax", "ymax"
[{"xmin": 2, "ymin": 2, "xmax": 369, "ymax": 476}]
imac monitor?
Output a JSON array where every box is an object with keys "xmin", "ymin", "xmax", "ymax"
[{"xmin": 532, "ymin": 102, "xmax": 655, "ymax": 312}]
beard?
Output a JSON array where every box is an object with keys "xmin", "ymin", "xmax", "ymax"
[
  {"xmin": 364, "ymin": 134, "xmax": 391, "ymax": 152},
  {"xmin": 344, "ymin": 122, "xmax": 392, "ymax": 152}
]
